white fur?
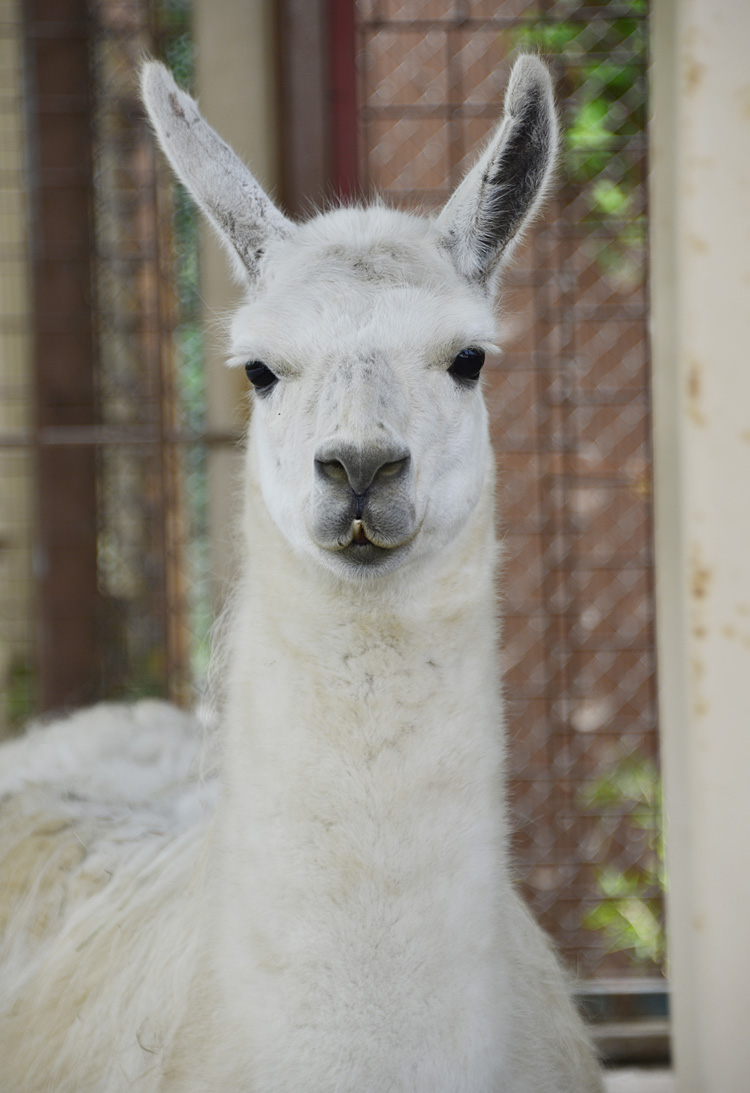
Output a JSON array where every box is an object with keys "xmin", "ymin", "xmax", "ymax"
[{"xmin": 0, "ymin": 57, "xmax": 603, "ymax": 1091}]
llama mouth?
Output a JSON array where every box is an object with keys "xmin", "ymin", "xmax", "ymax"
[
  {"xmin": 337, "ymin": 513, "xmax": 425, "ymax": 559},
  {"xmin": 350, "ymin": 520, "xmax": 371, "ymax": 546},
  {"xmin": 310, "ymin": 512, "xmax": 423, "ymax": 570},
  {"xmin": 334, "ymin": 518, "xmax": 407, "ymax": 568},
  {"xmin": 345, "ymin": 520, "xmax": 397, "ymax": 554}
]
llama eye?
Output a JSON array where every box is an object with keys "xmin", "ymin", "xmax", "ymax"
[
  {"xmin": 448, "ymin": 347, "xmax": 485, "ymax": 385},
  {"xmin": 245, "ymin": 361, "xmax": 278, "ymax": 394}
]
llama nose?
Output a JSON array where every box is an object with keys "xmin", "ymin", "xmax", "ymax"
[{"xmin": 314, "ymin": 440, "xmax": 411, "ymax": 497}]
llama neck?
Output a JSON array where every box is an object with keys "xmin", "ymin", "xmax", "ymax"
[
  {"xmin": 203, "ymin": 445, "xmax": 512, "ymax": 1083},
  {"xmin": 221, "ymin": 446, "xmax": 505, "ymax": 786},
  {"xmin": 212, "ymin": 444, "xmax": 512, "ymax": 934}
]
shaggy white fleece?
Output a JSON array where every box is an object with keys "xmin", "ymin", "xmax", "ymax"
[{"xmin": 0, "ymin": 55, "xmax": 603, "ymax": 1092}]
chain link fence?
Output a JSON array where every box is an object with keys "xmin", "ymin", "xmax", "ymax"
[
  {"xmin": 0, "ymin": 0, "xmax": 34, "ymax": 735},
  {"xmin": 0, "ymin": 0, "xmax": 215, "ymax": 728},
  {"xmin": 91, "ymin": 0, "xmax": 207, "ymax": 706},
  {"xmin": 1, "ymin": 0, "xmax": 662, "ymax": 995},
  {"xmin": 356, "ymin": 0, "xmax": 661, "ymax": 982}
]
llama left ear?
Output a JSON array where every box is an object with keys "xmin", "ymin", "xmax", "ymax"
[
  {"xmin": 140, "ymin": 61, "xmax": 293, "ymax": 283},
  {"xmin": 437, "ymin": 55, "xmax": 558, "ymax": 285}
]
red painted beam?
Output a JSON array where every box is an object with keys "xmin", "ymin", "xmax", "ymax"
[
  {"xmin": 24, "ymin": 0, "xmax": 100, "ymax": 713},
  {"xmin": 328, "ymin": 0, "xmax": 359, "ymax": 202}
]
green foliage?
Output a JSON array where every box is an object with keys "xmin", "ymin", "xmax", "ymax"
[
  {"xmin": 511, "ymin": 2, "xmax": 648, "ymax": 279},
  {"xmin": 4, "ymin": 658, "xmax": 36, "ymax": 735},
  {"xmin": 114, "ymin": 652, "xmax": 168, "ymax": 702},
  {"xmin": 579, "ymin": 752, "xmax": 660, "ymax": 815},
  {"xmin": 156, "ymin": 3, "xmax": 213, "ymax": 689},
  {"xmin": 579, "ymin": 754, "xmax": 666, "ymax": 968},
  {"xmin": 157, "ymin": 0, "xmax": 193, "ymax": 85},
  {"xmin": 512, "ymin": 9, "xmax": 660, "ymax": 969},
  {"xmin": 511, "ymin": 8, "xmax": 661, "ymax": 970},
  {"xmin": 585, "ymin": 866, "xmax": 664, "ymax": 965}
]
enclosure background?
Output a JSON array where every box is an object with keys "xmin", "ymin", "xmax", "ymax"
[
  {"xmin": 353, "ymin": 0, "xmax": 660, "ymax": 984},
  {"xmin": 0, "ymin": 0, "xmax": 663, "ymax": 1012}
]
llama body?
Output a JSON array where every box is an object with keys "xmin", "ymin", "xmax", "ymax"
[
  {"xmin": 0, "ymin": 703, "xmax": 208, "ymax": 1090},
  {"xmin": 0, "ymin": 58, "xmax": 603, "ymax": 1091}
]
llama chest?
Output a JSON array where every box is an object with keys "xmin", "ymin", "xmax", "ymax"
[
  {"xmin": 210, "ymin": 688, "xmax": 510, "ymax": 1092},
  {"xmin": 211, "ymin": 818, "xmax": 511, "ymax": 1093}
]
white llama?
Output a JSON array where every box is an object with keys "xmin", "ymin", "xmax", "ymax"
[{"xmin": 0, "ymin": 56, "xmax": 603, "ymax": 1092}]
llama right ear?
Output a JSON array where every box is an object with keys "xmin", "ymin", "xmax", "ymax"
[
  {"xmin": 140, "ymin": 62, "xmax": 292, "ymax": 282},
  {"xmin": 436, "ymin": 55, "xmax": 558, "ymax": 286}
]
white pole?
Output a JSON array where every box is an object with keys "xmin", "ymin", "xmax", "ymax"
[{"xmin": 650, "ymin": 1, "xmax": 750, "ymax": 1087}]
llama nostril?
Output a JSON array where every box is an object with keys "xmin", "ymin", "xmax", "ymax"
[
  {"xmin": 315, "ymin": 459, "xmax": 349, "ymax": 486},
  {"xmin": 376, "ymin": 456, "xmax": 410, "ymax": 481},
  {"xmin": 314, "ymin": 443, "xmax": 411, "ymax": 496}
]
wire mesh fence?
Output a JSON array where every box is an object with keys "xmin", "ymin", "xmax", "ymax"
[
  {"xmin": 355, "ymin": 0, "xmax": 661, "ymax": 980},
  {"xmin": 0, "ymin": 0, "xmax": 217, "ymax": 729},
  {"xmin": 0, "ymin": 0, "xmax": 34, "ymax": 734},
  {"xmin": 0, "ymin": 0, "xmax": 661, "ymax": 989},
  {"xmin": 87, "ymin": 0, "xmax": 218, "ymax": 707},
  {"xmin": 92, "ymin": 0, "xmax": 196, "ymax": 705}
]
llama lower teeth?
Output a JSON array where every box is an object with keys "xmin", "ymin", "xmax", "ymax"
[{"xmin": 351, "ymin": 520, "xmax": 369, "ymax": 544}]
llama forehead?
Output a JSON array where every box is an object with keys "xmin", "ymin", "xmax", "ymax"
[
  {"xmin": 232, "ymin": 284, "xmax": 495, "ymax": 374},
  {"xmin": 293, "ymin": 204, "xmax": 444, "ymax": 266},
  {"xmin": 269, "ymin": 205, "xmax": 462, "ymax": 299},
  {"xmin": 230, "ymin": 205, "xmax": 498, "ymax": 369}
]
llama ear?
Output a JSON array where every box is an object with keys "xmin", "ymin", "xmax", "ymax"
[
  {"xmin": 140, "ymin": 61, "xmax": 292, "ymax": 282},
  {"xmin": 437, "ymin": 55, "xmax": 558, "ymax": 285}
]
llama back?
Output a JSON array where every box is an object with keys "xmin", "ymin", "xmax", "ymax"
[{"xmin": 0, "ymin": 702, "xmax": 213, "ymax": 1092}]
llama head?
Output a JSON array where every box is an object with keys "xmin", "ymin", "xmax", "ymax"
[{"xmin": 141, "ymin": 56, "xmax": 557, "ymax": 579}]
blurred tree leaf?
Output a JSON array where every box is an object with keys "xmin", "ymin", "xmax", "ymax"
[{"xmin": 511, "ymin": 2, "xmax": 648, "ymax": 277}]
